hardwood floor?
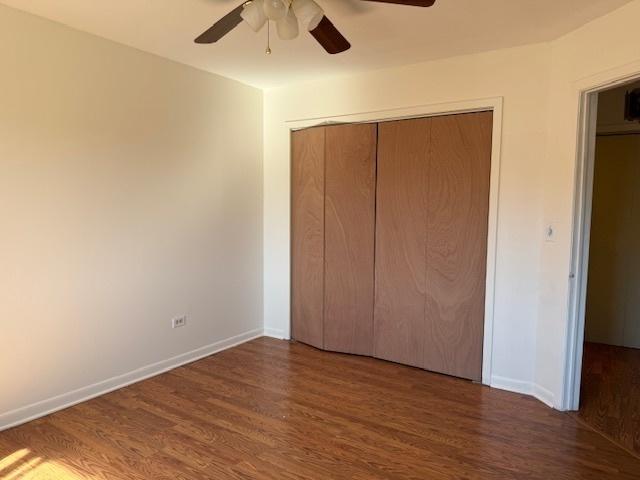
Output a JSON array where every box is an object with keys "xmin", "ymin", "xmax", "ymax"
[
  {"xmin": 1, "ymin": 337, "xmax": 640, "ymax": 479},
  {"xmin": 577, "ymin": 342, "xmax": 640, "ymax": 458}
]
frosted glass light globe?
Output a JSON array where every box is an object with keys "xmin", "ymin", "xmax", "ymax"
[
  {"xmin": 264, "ymin": 0, "xmax": 288, "ymax": 21},
  {"xmin": 241, "ymin": 0, "xmax": 268, "ymax": 32},
  {"xmin": 277, "ymin": 8, "xmax": 299, "ymax": 40},
  {"xmin": 291, "ymin": 0, "xmax": 323, "ymax": 31}
]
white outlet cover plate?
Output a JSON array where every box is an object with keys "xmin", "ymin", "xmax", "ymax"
[{"xmin": 172, "ymin": 317, "xmax": 187, "ymax": 328}]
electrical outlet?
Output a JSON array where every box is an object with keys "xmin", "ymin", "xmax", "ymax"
[{"xmin": 172, "ymin": 316, "xmax": 187, "ymax": 329}]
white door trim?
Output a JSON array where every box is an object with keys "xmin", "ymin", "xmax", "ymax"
[
  {"xmin": 563, "ymin": 67, "xmax": 640, "ymax": 411},
  {"xmin": 285, "ymin": 96, "xmax": 504, "ymax": 386},
  {"xmin": 564, "ymin": 91, "xmax": 598, "ymax": 412}
]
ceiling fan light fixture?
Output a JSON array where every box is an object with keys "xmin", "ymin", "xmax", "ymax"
[
  {"xmin": 263, "ymin": 0, "xmax": 288, "ymax": 21},
  {"xmin": 240, "ymin": 0, "xmax": 268, "ymax": 32},
  {"xmin": 276, "ymin": 8, "xmax": 299, "ymax": 40},
  {"xmin": 291, "ymin": 0, "xmax": 323, "ymax": 31}
]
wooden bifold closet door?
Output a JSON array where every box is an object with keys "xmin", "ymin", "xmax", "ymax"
[
  {"xmin": 423, "ymin": 113, "xmax": 492, "ymax": 380},
  {"xmin": 374, "ymin": 118, "xmax": 430, "ymax": 368},
  {"xmin": 376, "ymin": 112, "xmax": 492, "ymax": 381},
  {"xmin": 291, "ymin": 127, "xmax": 326, "ymax": 350},
  {"xmin": 323, "ymin": 124, "xmax": 377, "ymax": 356},
  {"xmin": 291, "ymin": 112, "xmax": 492, "ymax": 382},
  {"xmin": 291, "ymin": 123, "xmax": 377, "ymax": 354}
]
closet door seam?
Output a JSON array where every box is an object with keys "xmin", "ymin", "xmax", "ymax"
[
  {"xmin": 372, "ymin": 123, "xmax": 380, "ymax": 359},
  {"xmin": 322, "ymin": 127, "xmax": 327, "ymax": 350},
  {"xmin": 422, "ymin": 119, "xmax": 432, "ymax": 370}
]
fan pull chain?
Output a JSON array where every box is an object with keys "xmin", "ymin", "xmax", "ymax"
[{"xmin": 266, "ymin": 21, "xmax": 272, "ymax": 55}]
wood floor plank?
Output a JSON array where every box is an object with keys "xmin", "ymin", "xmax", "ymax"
[
  {"xmin": 1, "ymin": 337, "xmax": 639, "ymax": 479},
  {"xmin": 577, "ymin": 342, "xmax": 640, "ymax": 458}
]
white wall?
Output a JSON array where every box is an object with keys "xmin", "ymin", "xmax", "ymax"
[
  {"xmin": 264, "ymin": 0, "xmax": 640, "ymax": 409},
  {"xmin": 0, "ymin": 5, "xmax": 263, "ymax": 428}
]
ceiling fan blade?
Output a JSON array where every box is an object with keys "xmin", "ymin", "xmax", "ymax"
[
  {"xmin": 195, "ymin": 3, "xmax": 246, "ymax": 44},
  {"xmin": 310, "ymin": 16, "xmax": 351, "ymax": 55},
  {"xmin": 360, "ymin": 0, "xmax": 436, "ymax": 6}
]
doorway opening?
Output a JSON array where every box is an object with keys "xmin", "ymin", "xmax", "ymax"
[{"xmin": 569, "ymin": 77, "xmax": 640, "ymax": 457}]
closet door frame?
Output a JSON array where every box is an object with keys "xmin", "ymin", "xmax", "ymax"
[{"xmin": 287, "ymin": 97, "xmax": 504, "ymax": 386}]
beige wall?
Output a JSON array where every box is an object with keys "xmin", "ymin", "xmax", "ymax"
[
  {"xmin": 0, "ymin": 5, "xmax": 263, "ymax": 427},
  {"xmin": 264, "ymin": 0, "xmax": 640, "ymax": 409}
]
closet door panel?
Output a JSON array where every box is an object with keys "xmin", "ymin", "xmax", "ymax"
[
  {"xmin": 423, "ymin": 111, "xmax": 492, "ymax": 381},
  {"xmin": 324, "ymin": 124, "xmax": 377, "ymax": 356},
  {"xmin": 291, "ymin": 127, "xmax": 326, "ymax": 349},
  {"xmin": 374, "ymin": 119, "xmax": 431, "ymax": 368}
]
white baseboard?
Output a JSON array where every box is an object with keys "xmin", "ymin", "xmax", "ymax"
[
  {"xmin": 490, "ymin": 375, "xmax": 533, "ymax": 395},
  {"xmin": 532, "ymin": 383, "xmax": 556, "ymax": 408},
  {"xmin": 490, "ymin": 375, "xmax": 556, "ymax": 409},
  {"xmin": 1, "ymin": 335, "xmax": 559, "ymax": 432},
  {"xmin": 263, "ymin": 327, "xmax": 287, "ymax": 339},
  {"xmin": 0, "ymin": 328, "xmax": 264, "ymax": 432}
]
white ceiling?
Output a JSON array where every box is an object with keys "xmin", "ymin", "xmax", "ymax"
[{"xmin": 1, "ymin": 0, "xmax": 633, "ymax": 88}]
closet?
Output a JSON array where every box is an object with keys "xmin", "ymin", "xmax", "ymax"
[{"xmin": 291, "ymin": 111, "xmax": 493, "ymax": 382}]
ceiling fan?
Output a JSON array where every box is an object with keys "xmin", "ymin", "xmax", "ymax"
[{"xmin": 195, "ymin": 0, "xmax": 436, "ymax": 55}]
